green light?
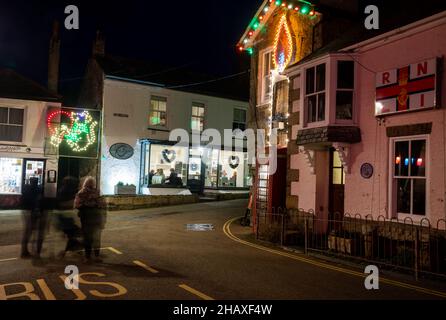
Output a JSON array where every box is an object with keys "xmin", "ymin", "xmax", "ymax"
[
  {"xmin": 301, "ymin": 5, "xmax": 310, "ymax": 14},
  {"xmin": 275, "ymin": 0, "xmax": 281, "ymax": 5},
  {"xmin": 247, "ymin": 48, "xmax": 254, "ymax": 55},
  {"xmin": 253, "ymin": 22, "xmax": 259, "ymax": 29}
]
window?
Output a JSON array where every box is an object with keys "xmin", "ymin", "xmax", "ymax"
[
  {"xmin": 261, "ymin": 50, "xmax": 274, "ymax": 103},
  {"xmin": 0, "ymin": 107, "xmax": 24, "ymax": 142},
  {"xmin": 305, "ymin": 64, "xmax": 326, "ymax": 123},
  {"xmin": 233, "ymin": 108, "xmax": 247, "ymax": 131},
  {"xmin": 191, "ymin": 103, "xmax": 205, "ymax": 132},
  {"xmin": 149, "ymin": 96, "xmax": 167, "ymax": 127},
  {"xmin": 332, "ymin": 151, "xmax": 345, "ymax": 185},
  {"xmin": 0, "ymin": 158, "xmax": 23, "ymax": 194},
  {"xmin": 336, "ymin": 61, "xmax": 354, "ymax": 120},
  {"xmin": 393, "ymin": 138, "xmax": 427, "ymax": 216},
  {"xmin": 219, "ymin": 150, "xmax": 249, "ymax": 188}
]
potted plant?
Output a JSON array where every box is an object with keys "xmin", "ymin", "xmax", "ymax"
[{"xmin": 114, "ymin": 182, "xmax": 136, "ymax": 195}]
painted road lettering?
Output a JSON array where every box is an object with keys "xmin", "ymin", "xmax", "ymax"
[{"xmin": 1, "ymin": 273, "xmax": 127, "ymax": 300}]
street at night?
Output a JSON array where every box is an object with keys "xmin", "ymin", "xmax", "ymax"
[{"xmin": 1, "ymin": 199, "xmax": 445, "ymax": 300}]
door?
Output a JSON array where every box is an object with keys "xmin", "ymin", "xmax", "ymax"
[
  {"xmin": 23, "ymin": 159, "xmax": 46, "ymax": 190},
  {"xmin": 187, "ymin": 149, "xmax": 204, "ymax": 194},
  {"xmin": 329, "ymin": 149, "xmax": 345, "ymax": 219}
]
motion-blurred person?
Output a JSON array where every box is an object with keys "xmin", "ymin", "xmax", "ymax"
[
  {"xmin": 74, "ymin": 177, "xmax": 106, "ymax": 263},
  {"xmin": 21, "ymin": 177, "xmax": 46, "ymax": 259}
]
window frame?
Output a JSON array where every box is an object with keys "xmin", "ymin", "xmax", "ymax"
[
  {"xmin": 149, "ymin": 95, "xmax": 168, "ymax": 128},
  {"xmin": 232, "ymin": 108, "xmax": 247, "ymax": 131},
  {"xmin": 0, "ymin": 106, "xmax": 25, "ymax": 143},
  {"xmin": 191, "ymin": 102, "xmax": 206, "ymax": 132},
  {"xmin": 389, "ymin": 135, "xmax": 429, "ymax": 220},
  {"xmin": 304, "ymin": 63, "xmax": 326, "ymax": 124},
  {"xmin": 259, "ymin": 48, "xmax": 274, "ymax": 105},
  {"xmin": 335, "ymin": 60, "xmax": 355, "ymax": 122}
]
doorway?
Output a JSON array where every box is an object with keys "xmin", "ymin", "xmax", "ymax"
[
  {"xmin": 329, "ymin": 149, "xmax": 345, "ymax": 219},
  {"xmin": 22, "ymin": 159, "xmax": 46, "ymax": 190}
]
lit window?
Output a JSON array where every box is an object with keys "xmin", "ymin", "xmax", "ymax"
[
  {"xmin": 0, "ymin": 107, "xmax": 24, "ymax": 142},
  {"xmin": 191, "ymin": 103, "xmax": 205, "ymax": 132},
  {"xmin": 149, "ymin": 96, "xmax": 167, "ymax": 127},
  {"xmin": 393, "ymin": 138, "xmax": 427, "ymax": 216},
  {"xmin": 0, "ymin": 158, "xmax": 23, "ymax": 194},
  {"xmin": 305, "ymin": 63, "xmax": 326, "ymax": 123},
  {"xmin": 261, "ymin": 50, "xmax": 274, "ymax": 103}
]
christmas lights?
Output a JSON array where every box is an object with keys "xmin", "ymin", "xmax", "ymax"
[
  {"xmin": 47, "ymin": 110, "xmax": 98, "ymax": 153},
  {"xmin": 272, "ymin": 14, "xmax": 293, "ymax": 72}
]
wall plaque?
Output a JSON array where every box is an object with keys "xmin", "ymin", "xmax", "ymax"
[{"xmin": 110, "ymin": 143, "xmax": 134, "ymax": 160}]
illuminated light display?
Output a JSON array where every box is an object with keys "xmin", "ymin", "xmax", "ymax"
[
  {"xmin": 272, "ymin": 14, "xmax": 294, "ymax": 72},
  {"xmin": 47, "ymin": 110, "xmax": 99, "ymax": 153}
]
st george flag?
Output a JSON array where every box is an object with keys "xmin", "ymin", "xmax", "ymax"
[{"xmin": 375, "ymin": 58, "xmax": 438, "ymax": 116}]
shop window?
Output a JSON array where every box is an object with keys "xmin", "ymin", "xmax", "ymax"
[
  {"xmin": 191, "ymin": 103, "xmax": 205, "ymax": 132},
  {"xmin": 393, "ymin": 138, "xmax": 427, "ymax": 216},
  {"xmin": 149, "ymin": 96, "xmax": 167, "ymax": 127},
  {"xmin": 219, "ymin": 150, "xmax": 248, "ymax": 188},
  {"xmin": 233, "ymin": 108, "xmax": 247, "ymax": 131},
  {"xmin": 336, "ymin": 61, "xmax": 354, "ymax": 120},
  {"xmin": 0, "ymin": 158, "xmax": 23, "ymax": 194},
  {"xmin": 203, "ymin": 148, "xmax": 219, "ymax": 188},
  {"xmin": 0, "ymin": 107, "xmax": 24, "ymax": 142},
  {"xmin": 305, "ymin": 64, "xmax": 326, "ymax": 123},
  {"xmin": 145, "ymin": 144, "xmax": 188, "ymax": 187}
]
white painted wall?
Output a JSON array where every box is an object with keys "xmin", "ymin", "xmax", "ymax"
[{"xmin": 100, "ymin": 79, "xmax": 249, "ymax": 195}]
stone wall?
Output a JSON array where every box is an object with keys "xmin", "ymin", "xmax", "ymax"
[{"xmin": 103, "ymin": 195, "xmax": 199, "ymax": 211}]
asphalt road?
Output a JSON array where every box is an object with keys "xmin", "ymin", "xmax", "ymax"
[{"xmin": 0, "ymin": 199, "xmax": 445, "ymax": 300}]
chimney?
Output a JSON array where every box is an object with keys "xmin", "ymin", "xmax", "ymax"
[
  {"xmin": 48, "ymin": 21, "xmax": 61, "ymax": 93},
  {"xmin": 92, "ymin": 31, "xmax": 105, "ymax": 57}
]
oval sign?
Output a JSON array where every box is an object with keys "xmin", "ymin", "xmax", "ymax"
[
  {"xmin": 360, "ymin": 163, "xmax": 374, "ymax": 179},
  {"xmin": 110, "ymin": 143, "xmax": 134, "ymax": 160}
]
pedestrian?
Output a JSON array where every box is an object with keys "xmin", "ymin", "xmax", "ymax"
[
  {"xmin": 21, "ymin": 177, "xmax": 47, "ymax": 259},
  {"xmin": 74, "ymin": 177, "xmax": 106, "ymax": 263}
]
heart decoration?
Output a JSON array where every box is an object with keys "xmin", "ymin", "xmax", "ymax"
[
  {"xmin": 191, "ymin": 163, "xmax": 198, "ymax": 171},
  {"xmin": 229, "ymin": 155, "xmax": 240, "ymax": 169},
  {"xmin": 162, "ymin": 149, "xmax": 176, "ymax": 163}
]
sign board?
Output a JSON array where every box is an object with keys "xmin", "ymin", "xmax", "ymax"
[{"xmin": 375, "ymin": 58, "xmax": 439, "ymax": 116}]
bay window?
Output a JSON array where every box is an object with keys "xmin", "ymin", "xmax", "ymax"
[
  {"xmin": 336, "ymin": 61, "xmax": 354, "ymax": 120},
  {"xmin": 305, "ymin": 63, "xmax": 326, "ymax": 123}
]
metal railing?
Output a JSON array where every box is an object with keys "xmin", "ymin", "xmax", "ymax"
[{"xmin": 256, "ymin": 208, "xmax": 446, "ymax": 279}]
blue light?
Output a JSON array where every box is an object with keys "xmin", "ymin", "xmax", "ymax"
[{"xmin": 404, "ymin": 158, "xmax": 409, "ymax": 166}]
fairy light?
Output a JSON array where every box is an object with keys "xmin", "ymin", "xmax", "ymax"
[
  {"xmin": 47, "ymin": 110, "xmax": 98, "ymax": 153},
  {"xmin": 272, "ymin": 14, "xmax": 293, "ymax": 73}
]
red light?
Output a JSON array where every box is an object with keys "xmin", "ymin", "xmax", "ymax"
[
  {"xmin": 294, "ymin": 6, "xmax": 299, "ymax": 11},
  {"xmin": 249, "ymin": 31, "xmax": 253, "ymax": 36},
  {"xmin": 309, "ymin": 10, "xmax": 315, "ymax": 16},
  {"xmin": 417, "ymin": 158, "xmax": 423, "ymax": 166},
  {"xmin": 395, "ymin": 156, "xmax": 401, "ymax": 165},
  {"xmin": 238, "ymin": 46, "xmax": 244, "ymax": 52}
]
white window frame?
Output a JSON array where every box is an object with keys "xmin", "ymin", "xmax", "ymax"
[
  {"xmin": 304, "ymin": 63, "xmax": 326, "ymax": 124},
  {"xmin": 259, "ymin": 48, "xmax": 274, "ymax": 105},
  {"xmin": 191, "ymin": 102, "xmax": 205, "ymax": 132},
  {"xmin": 149, "ymin": 95, "xmax": 168, "ymax": 128},
  {"xmin": 388, "ymin": 135, "xmax": 429, "ymax": 221},
  {"xmin": 0, "ymin": 106, "xmax": 25, "ymax": 143},
  {"xmin": 233, "ymin": 108, "xmax": 247, "ymax": 131}
]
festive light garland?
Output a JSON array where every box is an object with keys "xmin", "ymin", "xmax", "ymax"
[
  {"xmin": 272, "ymin": 14, "xmax": 293, "ymax": 72},
  {"xmin": 237, "ymin": 0, "xmax": 315, "ymax": 54},
  {"xmin": 47, "ymin": 110, "xmax": 98, "ymax": 153}
]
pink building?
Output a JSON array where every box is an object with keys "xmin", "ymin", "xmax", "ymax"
[{"xmin": 286, "ymin": 11, "xmax": 446, "ymax": 225}]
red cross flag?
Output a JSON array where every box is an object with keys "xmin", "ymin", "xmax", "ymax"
[{"xmin": 375, "ymin": 58, "xmax": 438, "ymax": 116}]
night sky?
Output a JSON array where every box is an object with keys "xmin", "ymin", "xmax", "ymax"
[
  {"xmin": 0, "ymin": 0, "xmax": 444, "ymax": 103},
  {"xmin": 0, "ymin": 0, "xmax": 259, "ymax": 102}
]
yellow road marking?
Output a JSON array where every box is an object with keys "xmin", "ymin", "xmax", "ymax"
[
  {"xmin": 133, "ymin": 260, "xmax": 159, "ymax": 274},
  {"xmin": 106, "ymin": 247, "xmax": 123, "ymax": 255},
  {"xmin": 223, "ymin": 217, "xmax": 446, "ymax": 299},
  {"xmin": 0, "ymin": 258, "xmax": 17, "ymax": 263},
  {"xmin": 178, "ymin": 284, "xmax": 214, "ymax": 300},
  {"xmin": 36, "ymin": 279, "xmax": 56, "ymax": 300}
]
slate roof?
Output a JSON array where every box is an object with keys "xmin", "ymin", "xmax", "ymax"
[
  {"xmin": 0, "ymin": 69, "xmax": 61, "ymax": 102},
  {"xmin": 95, "ymin": 55, "xmax": 250, "ymax": 102}
]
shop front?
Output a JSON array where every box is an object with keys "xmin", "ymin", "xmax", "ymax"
[
  {"xmin": 140, "ymin": 140, "xmax": 252, "ymax": 194},
  {"xmin": 0, "ymin": 146, "xmax": 56, "ymax": 208}
]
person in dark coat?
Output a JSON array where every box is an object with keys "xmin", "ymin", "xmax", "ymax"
[
  {"xmin": 21, "ymin": 177, "xmax": 46, "ymax": 258},
  {"xmin": 74, "ymin": 177, "xmax": 106, "ymax": 263}
]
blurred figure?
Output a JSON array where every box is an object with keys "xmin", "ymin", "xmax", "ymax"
[
  {"xmin": 21, "ymin": 177, "xmax": 46, "ymax": 259},
  {"xmin": 74, "ymin": 177, "xmax": 106, "ymax": 263},
  {"xmin": 56, "ymin": 176, "xmax": 82, "ymax": 258}
]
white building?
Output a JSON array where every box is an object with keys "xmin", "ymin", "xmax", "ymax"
[
  {"xmin": 80, "ymin": 53, "xmax": 250, "ymax": 196},
  {"xmin": 0, "ymin": 69, "xmax": 61, "ymax": 208}
]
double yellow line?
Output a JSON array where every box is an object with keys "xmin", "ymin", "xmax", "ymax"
[{"xmin": 223, "ymin": 217, "xmax": 446, "ymax": 299}]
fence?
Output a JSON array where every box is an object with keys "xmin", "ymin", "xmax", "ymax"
[{"xmin": 256, "ymin": 208, "xmax": 446, "ymax": 279}]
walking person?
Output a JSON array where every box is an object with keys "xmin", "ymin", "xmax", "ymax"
[
  {"xmin": 21, "ymin": 177, "xmax": 46, "ymax": 259},
  {"xmin": 74, "ymin": 177, "xmax": 106, "ymax": 263}
]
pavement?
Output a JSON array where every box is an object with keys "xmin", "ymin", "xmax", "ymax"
[{"xmin": 0, "ymin": 199, "xmax": 446, "ymax": 300}]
